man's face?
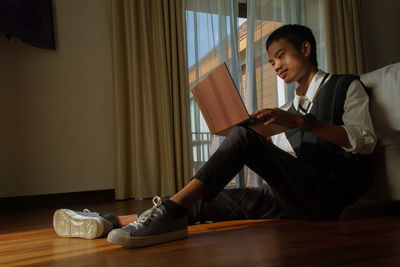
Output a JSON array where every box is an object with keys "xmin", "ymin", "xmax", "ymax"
[{"xmin": 267, "ymin": 38, "xmax": 309, "ymax": 84}]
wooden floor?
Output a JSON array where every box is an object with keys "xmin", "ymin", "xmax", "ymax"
[{"xmin": 1, "ymin": 194, "xmax": 400, "ymax": 266}]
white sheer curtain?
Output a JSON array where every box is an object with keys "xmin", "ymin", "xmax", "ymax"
[
  {"xmin": 185, "ymin": 0, "xmax": 241, "ymax": 85},
  {"xmin": 184, "ymin": 0, "xmax": 242, "ymax": 187},
  {"xmin": 243, "ymin": 0, "xmax": 326, "ymax": 186},
  {"xmin": 184, "ymin": 0, "xmax": 327, "ymax": 187},
  {"xmin": 244, "ymin": 0, "xmax": 327, "ymax": 110}
]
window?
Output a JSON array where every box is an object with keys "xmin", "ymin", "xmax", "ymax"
[{"xmin": 186, "ymin": 3, "xmax": 282, "ymax": 187}]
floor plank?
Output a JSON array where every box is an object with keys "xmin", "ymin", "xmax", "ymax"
[{"xmin": 1, "ymin": 197, "xmax": 400, "ymax": 266}]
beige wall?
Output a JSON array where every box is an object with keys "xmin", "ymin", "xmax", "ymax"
[
  {"xmin": 0, "ymin": 0, "xmax": 115, "ymax": 197},
  {"xmin": 361, "ymin": 0, "xmax": 400, "ymax": 72}
]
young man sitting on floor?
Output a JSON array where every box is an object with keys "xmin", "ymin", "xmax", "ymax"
[{"xmin": 53, "ymin": 24, "xmax": 376, "ymax": 248}]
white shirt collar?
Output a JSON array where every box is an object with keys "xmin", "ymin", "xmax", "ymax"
[{"xmin": 293, "ymin": 70, "xmax": 330, "ymax": 111}]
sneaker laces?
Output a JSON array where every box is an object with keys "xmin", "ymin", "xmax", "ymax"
[
  {"xmin": 129, "ymin": 196, "xmax": 163, "ymax": 230},
  {"xmin": 82, "ymin": 209, "xmax": 99, "ymax": 216}
]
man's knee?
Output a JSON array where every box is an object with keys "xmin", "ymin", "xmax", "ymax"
[
  {"xmin": 226, "ymin": 125, "xmax": 262, "ymax": 143},
  {"xmin": 227, "ymin": 125, "xmax": 248, "ymax": 137}
]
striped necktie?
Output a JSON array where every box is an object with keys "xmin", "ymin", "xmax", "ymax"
[{"xmin": 298, "ymin": 95, "xmax": 311, "ymax": 115}]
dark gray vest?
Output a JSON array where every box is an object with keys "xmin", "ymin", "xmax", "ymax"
[{"xmin": 285, "ymin": 74, "xmax": 371, "ymax": 204}]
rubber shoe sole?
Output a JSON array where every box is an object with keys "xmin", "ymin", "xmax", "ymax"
[
  {"xmin": 53, "ymin": 209, "xmax": 104, "ymax": 239},
  {"xmin": 107, "ymin": 228, "xmax": 188, "ymax": 248}
]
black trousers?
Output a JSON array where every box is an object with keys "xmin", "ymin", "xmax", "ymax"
[
  {"xmin": 191, "ymin": 126, "xmax": 346, "ymax": 222},
  {"xmin": 187, "ymin": 186, "xmax": 290, "ymax": 225}
]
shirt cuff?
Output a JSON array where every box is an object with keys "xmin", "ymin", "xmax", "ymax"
[{"xmin": 341, "ymin": 125, "xmax": 377, "ymax": 155}]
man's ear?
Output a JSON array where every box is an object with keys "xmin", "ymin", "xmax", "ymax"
[{"xmin": 301, "ymin": 41, "xmax": 312, "ymax": 57}]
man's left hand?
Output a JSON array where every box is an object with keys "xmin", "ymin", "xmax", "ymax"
[{"xmin": 252, "ymin": 108, "xmax": 304, "ymax": 129}]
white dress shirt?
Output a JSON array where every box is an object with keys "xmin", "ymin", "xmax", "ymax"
[{"xmin": 271, "ymin": 71, "xmax": 377, "ymax": 155}]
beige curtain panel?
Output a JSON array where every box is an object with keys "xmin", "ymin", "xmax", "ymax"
[
  {"xmin": 109, "ymin": 0, "xmax": 191, "ymax": 200},
  {"xmin": 325, "ymin": 0, "xmax": 365, "ymax": 75}
]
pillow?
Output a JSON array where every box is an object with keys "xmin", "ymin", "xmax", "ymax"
[{"xmin": 360, "ymin": 62, "xmax": 400, "ymax": 138}]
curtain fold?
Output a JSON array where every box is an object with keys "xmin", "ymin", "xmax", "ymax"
[
  {"xmin": 109, "ymin": 0, "xmax": 191, "ymax": 200},
  {"xmin": 325, "ymin": 0, "xmax": 365, "ymax": 75}
]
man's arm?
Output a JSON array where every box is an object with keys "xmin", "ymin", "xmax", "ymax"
[
  {"xmin": 253, "ymin": 79, "xmax": 377, "ymax": 153},
  {"xmin": 309, "ymin": 119, "xmax": 351, "ymax": 148},
  {"xmin": 252, "ymin": 108, "xmax": 352, "ymax": 148},
  {"xmin": 340, "ymin": 79, "xmax": 376, "ymax": 154}
]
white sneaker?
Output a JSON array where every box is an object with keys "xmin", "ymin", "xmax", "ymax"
[{"xmin": 53, "ymin": 209, "xmax": 114, "ymax": 239}]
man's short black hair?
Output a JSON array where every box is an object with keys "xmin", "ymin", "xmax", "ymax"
[{"xmin": 266, "ymin": 24, "xmax": 318, "ymax": 68}]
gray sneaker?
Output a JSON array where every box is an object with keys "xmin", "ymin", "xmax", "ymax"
[
  {"xmin": 53, "ymin": 209, "xmax": 114, "ymax": 239},
  {"xmin": 107, "ymin": 196, "xmax": 188, "ymax": 248}
]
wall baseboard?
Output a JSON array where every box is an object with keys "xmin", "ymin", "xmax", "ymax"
[{"xmin": 0, "ymin": 189, "xmax": 116, "ymax": 211}]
